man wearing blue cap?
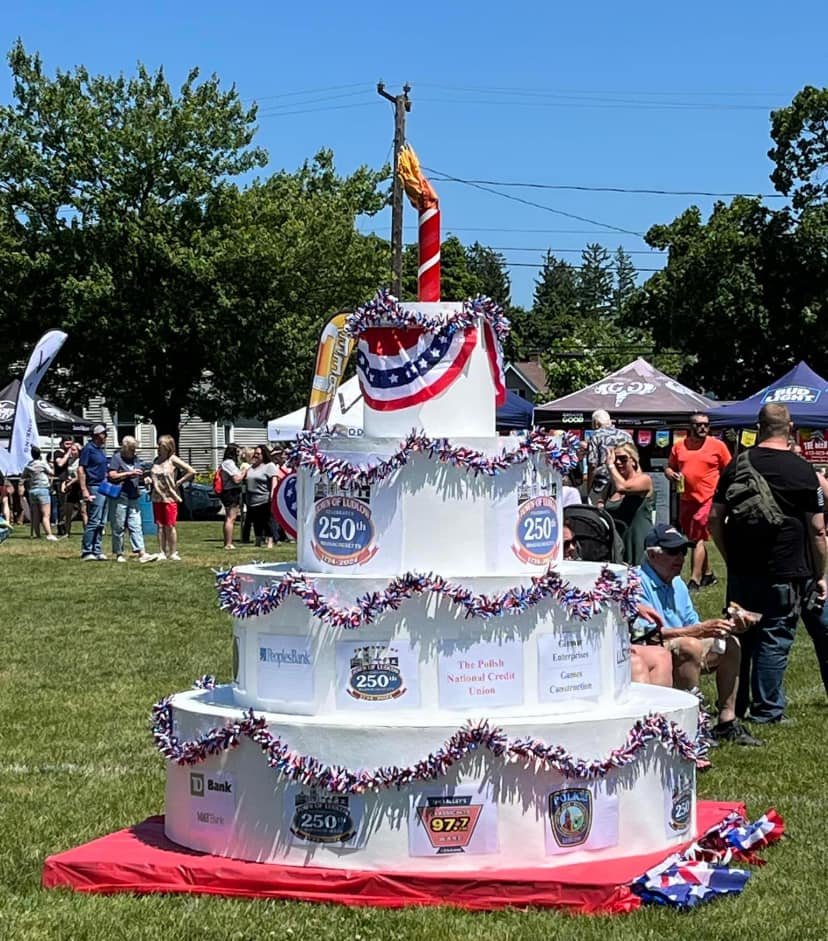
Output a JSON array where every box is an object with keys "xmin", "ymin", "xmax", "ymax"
[{"xmin": 635, "ymin": 523, "xmax": 763, "ymax": 746}]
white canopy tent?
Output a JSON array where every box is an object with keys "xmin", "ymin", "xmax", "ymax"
[{"xmin": 267, "ymin": 376, "xmax": 364, "ymax": 441}]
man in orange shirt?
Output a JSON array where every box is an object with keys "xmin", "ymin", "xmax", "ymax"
[{"xmin": 665, "ymin": 413, "xmax": 732, "ymax": 590}]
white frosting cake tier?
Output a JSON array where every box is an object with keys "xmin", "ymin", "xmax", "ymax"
[
  {"xmin": 360, "ymin": 305, "xmax": 496, "ymax": 439},
  {"xmin": 164, "ymin": 683, "xmax": 698, "ymax": 871},
  {"xmin": 296, "ymin": 438, "xmax": 563, "ymax": 576},
  {"xmin": 230, "ymin": 561, "xmax": 632, "ymax": 717}
]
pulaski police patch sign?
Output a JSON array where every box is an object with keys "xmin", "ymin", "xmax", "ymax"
[
  {"xmin": 548, "ymin": 787, "xmax": 593, "ymax": 848},
  {"xmin": 544, "ymin": 784, "xmax": 619, "ymax": 855}
]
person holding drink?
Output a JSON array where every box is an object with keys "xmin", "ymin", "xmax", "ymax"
[{"xmin": 665, "ymin": 414, "xmax": 731, "ymax": 591}]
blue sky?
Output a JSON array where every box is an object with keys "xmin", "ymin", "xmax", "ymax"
[{"xmin": 2, "ymin": 2, "xmax": 826, "ymax": 307}]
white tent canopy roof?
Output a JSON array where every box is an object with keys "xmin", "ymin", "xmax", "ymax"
[{"xmin": 267, "ymin": 376, "xmax": 364, "ymax": 441}]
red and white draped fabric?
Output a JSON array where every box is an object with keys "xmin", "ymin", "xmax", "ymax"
[
  {"xmin": 356, "ymin": 324, "xmax": 477, "ymax": 411},
  {"xmin": 484, "ymin": 320, "xmax": 507, "ymax": 407}
]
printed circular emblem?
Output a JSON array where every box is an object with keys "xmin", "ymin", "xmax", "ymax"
[
  {"xmin": 37, "ymin": 399, "xmax": 72, "ymax": 422},
  {"xmin": 347, "ymin": 645, "xmax": 406, "ymax": 701},
  {"xmin": 272, "ymin": 471, "xmax": 297, "ymax": 539},
  {"xmin": 513, "ymin": 495, "xmax": 559, "ymax": 565},
  {"xmin": 549, "ymin": 787, "xmax": 593, "ymax": 847},
  {"xmin": 291, "ymin": 790, "xmax": 356, "ymax": 843},
  {"xmin": 0, "ymin": 400, "xmax": 15, "ymax": 423},
  {"xmin": 311, "ymin": 495, "xmax": 377, "ymax": 566}
]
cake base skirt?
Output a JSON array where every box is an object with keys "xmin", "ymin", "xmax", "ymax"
[{"xmin": 42, "ymin": 803, "xmax": 743, "ymax": 914}]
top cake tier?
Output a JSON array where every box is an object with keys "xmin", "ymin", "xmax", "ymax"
[{"xmin": 353, "ymin": 301, "xmax": 500, "ymax": 439}]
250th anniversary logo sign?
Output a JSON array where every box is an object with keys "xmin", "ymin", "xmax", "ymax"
[
  {"xmin": 347, "ymin": 645, "xmax": 406, "ymax": 701},
  {"xmin": 513, "ymin": 495, "xmax": 559, "ymax": 565},
  {"xmin": 311, "ymin": 495, "xmax": 377, "ymax": 566},
  {"xmin": 290, "ymin": 790, "xmax": 357, "ymax": 844}
]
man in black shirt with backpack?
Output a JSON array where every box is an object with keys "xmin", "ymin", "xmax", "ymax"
[{"xmin": 709, "ymin": 403, "xmax": 827, "ymax": 725}]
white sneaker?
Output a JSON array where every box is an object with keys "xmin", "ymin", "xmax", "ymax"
[
  {"xmin": 138, "ymin": 553, "xmax": 157, "ymax": 563},
  {"xmin": 46, "ymin": 534, "xmax": 59, "ymax": 542},
  {"xmin": 116, "ymin": 555, "xmax": 126, "ymax": 563},
  {"xmin": 81, "ymin": 553, "xmax": 97, "ymax": 561},
  {"xmin": 168, "ymin": 552, "xmax": 182, "ymax": 561},
  {"xmin": 95, "ymin": 553, "xmax": 108, "ymax": 561}
]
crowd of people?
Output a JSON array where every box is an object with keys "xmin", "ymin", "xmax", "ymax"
[
  {"xmin": 563, "ymin": 402, "xmax": 828, "ymax": 759},
  {"xmin": 0, "ymin": 424, "xmax": 290, "ymax": 560}
]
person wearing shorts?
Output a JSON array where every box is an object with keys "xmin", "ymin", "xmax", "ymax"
[
  {"xmin": 634, "ymin": 523, "xmax": 761, "ymax": 746},
  {"xmin": 22, "ymin": 446, "xmax": 58, "ymax": 541},
  {"xmin": 148, "ymin": 434, "xmax": 195, "ymax": 561},
  {"xmin": 218, "ymin": 443, "xmax": 247, "ymax": 550},
  {"xmin": 665, "ymin": 414, "xmax": 732, "ymax": 590}
]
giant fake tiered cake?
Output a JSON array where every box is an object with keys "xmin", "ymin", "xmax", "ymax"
[{"xmin": 157, "ymin": 296, "xmax": 700, "ymax": 873}]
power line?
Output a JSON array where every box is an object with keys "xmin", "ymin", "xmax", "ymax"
[
  {"xmin": 415, "ymin": 81, "xmax": 787, "ymax": 98},
  {"xmin": 487, "ymin": 246, "xmax": 665, "ymax": 255},
  {"xmin": 422, "ymin": 166, "xmax": 645, "ymax": 238},
  {"xmin": 431, "ymin": 177, "xmax": 783, "ymax": 199}
]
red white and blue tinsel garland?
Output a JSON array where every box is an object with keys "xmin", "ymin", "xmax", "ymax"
[
  {"xmin": 343, "ymin": 291, "xmax": 511, "ymax": 344},
  {"xmin": 284, "ymin": 429, "xmax": 580, "ymax": 489},
  {"xmin": 151, "ymin": 676, "xmax": 705, "ymax": 795},
  {"xmin": 216, "ymin": 564, "xmax": 641, "ymax": 627}
]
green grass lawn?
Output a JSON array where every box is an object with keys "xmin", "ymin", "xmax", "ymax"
[{"xmin": 1, "ymin": 523, "xmax": 827, "ymax": 940}]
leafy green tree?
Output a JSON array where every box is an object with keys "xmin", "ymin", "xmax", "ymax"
[
  {"xmin": 625, "ymin": 197, "xmax": 814, "ymax": 398},
  {"xmin": 0, "ymin": 44, "xmax": 389, "ymax": 435},
  {"xmin": 769, "ymin": 86, "xmax": 828, "ymax": 211},
  {"xmin": 401, "ymin": 234, "xmax": 480, "ymax": 301}
]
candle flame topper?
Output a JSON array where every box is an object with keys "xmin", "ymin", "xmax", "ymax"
[{"xmin": 398, "ymin": 145, "xmax": 440, "ymax": 301}]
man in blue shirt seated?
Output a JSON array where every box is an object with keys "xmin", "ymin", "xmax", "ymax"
[{"xmin": 636, "ymin": 523, "xmax": 763, "ymax": 746}]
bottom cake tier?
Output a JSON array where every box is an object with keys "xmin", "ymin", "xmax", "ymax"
[{"xmin": 162, "ymin": 683, "xmax": 699, "ymax": 872}]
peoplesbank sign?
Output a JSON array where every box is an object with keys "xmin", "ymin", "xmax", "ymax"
[{"xmin": 761, "ymin": 385, "xmax": 821, "ymax": 405}]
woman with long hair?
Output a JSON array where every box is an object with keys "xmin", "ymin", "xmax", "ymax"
[
  {"xmin": 244, "ymin": 444, "xmax": 279, "ymax": 549},
  {"xmin": 218, "ymin": 443, "xmax": 247, "ymax": 550},
  {"xmin": 603, "ymin": 441, "xmax": 655, "ymax": 565},
  {"xmin": 148, "ymin": 434, "xmax": 195, "ymax": 561}
]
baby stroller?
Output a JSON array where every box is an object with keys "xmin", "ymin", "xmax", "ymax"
[{"xmin": 563, "ymin": 504, "xmax": 625, "ymax": 564}]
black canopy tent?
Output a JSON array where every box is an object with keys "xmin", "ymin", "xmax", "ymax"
[
  {"xmin": 0, "ymin": 378, "xmax": 93, "ymax": 438},
  {"xmin": 534, "ymin": 358, "xmax": 718, "ymax": 429}
]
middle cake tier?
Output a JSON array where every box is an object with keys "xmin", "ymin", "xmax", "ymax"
[
  {"xmin": 292, "ymin": 435, "xmax": 568, "ymax": 577},
  {"xmin": 228, "ymin": 561, "xmax": 634, "ymax": 717}
]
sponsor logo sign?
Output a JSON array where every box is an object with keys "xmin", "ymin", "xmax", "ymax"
[
  {"xmin": 762, "ymin": 384, "xmax": 820, "ymax": 405},
  {"xmin": 537, "ymin": 630, "xmax": 601, "ymax": 703},
  {"xmin": 548, "ymin": 787, "xmax": 592, "ymax": 847},
  {"xmin": 290, "ymin": 790, "xmax": 358, "ymax": 844},
  {"xmin": 256, "ymin": 634, "xmax": 315, "ymax": 703},
  {"xmin": 311, "ymin": 495, "xmax": 377, "ymax": 566},
  {"xmin": 0, "ymin": 399, "xmax": 15, "ymax": 423},
  {"xmin": 189, "ymin": 772, "xmax": 235, "ymax": 833},
  {"xmin": 438, "ymin": 639, "xmax": 523, "ymax": 709},
  {"xmin": 592, "ymin": 380, "xmax": 656, "ymax": 407},
  {"xmin": 416, "ymin": 796, "xmax": 483, "ymax": 854},
  {"xmin": 798, "ymin": 429, "xmax": 828, "ymax": 464}
]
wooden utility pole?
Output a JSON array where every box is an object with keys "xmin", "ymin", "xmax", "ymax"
[{"xmin": 377, "ymin": 82, "xmax": 411, "ymax": 297}]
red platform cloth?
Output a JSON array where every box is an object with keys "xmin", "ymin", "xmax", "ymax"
[{"xmin": 42, "ymin": 801, "xmax": 744, "ymax": 914}]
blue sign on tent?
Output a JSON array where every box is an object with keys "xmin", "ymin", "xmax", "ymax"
[{"xmin": 710, "ymin": 362, "xmax": 828, "ymax": 429}]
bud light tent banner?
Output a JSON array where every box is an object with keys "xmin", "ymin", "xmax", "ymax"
[
  {"xmin": 534, "ymin": 358, "xmax": 718, "ymax": 429},
  {"xmin": 709, "ymin": 361, "xmax": 828, "ymax": 429}
]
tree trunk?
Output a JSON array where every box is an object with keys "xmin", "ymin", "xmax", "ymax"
[{"xmin": 151, "ymin": 402, "xmax": 182, "ymax": 446}]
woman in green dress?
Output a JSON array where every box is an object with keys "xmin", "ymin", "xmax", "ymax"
[{"xmin": 604, "ymin": 441, "xmax": 654, "ymax": 565}]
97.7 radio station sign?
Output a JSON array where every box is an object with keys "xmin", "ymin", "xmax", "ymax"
[{"xmin": 311, "ymin": 495, "xmax": 378, "ymax": 566}]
